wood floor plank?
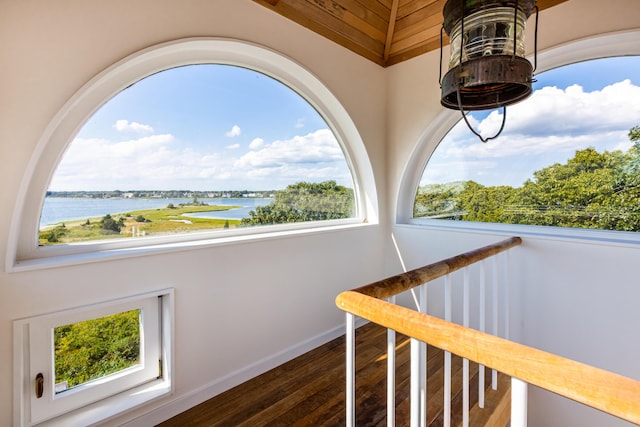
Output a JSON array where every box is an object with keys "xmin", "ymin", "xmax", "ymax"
[
  {"xmin": 157, "ymin": 322, "xmax": 510, "ymax": 426},
  {"xmin": 468, "ymin": 372, "xmax": 511, "ymax": 427}
]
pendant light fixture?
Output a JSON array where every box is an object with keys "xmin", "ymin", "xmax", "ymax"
[{"xmin": 440, "ymin": 0, "xmax": 538, "ymax": 142}]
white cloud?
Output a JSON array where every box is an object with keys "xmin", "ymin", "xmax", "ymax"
[
  {"xmin": 50, "ymin": 134, "xmax": 177, "ymax": 189},
  {"xmin": 48, "ymin": 128, "xmax": 353, "ymax": 191},
  {"xmin": 234, "ymin": 129, "xmax": 344, "ymax": 169},
  {"xmin": 230, "ymin": 128, "xmax": 351, "ymax": 187},
  {"xmin": 249, "ymin": 138, "xmax": 264, "ymax": 150},
  {"xmin": 295, "ymin": 118, "xmax": 305, "ymax": 129},
  {"xmin": 423, "ymin": 80, "xmax": 640, "ymax": 187},
  {"xmin": 225, "ymin": 125, "xmax": 241, "ymax": 137},
  {"xmin": 49, "ymin": 134, "xmax": 241, "ymax": 190},
  {"xmin": 64, "ymin": 134, "xmax": 175, "ymax": 163},
  {"xmin": 113, "ymin": 119, "xmax": 154, "ymax": 133},
  {"xmin": 501, "ymin": 80, "xmax": 640, "ymax": 138}
]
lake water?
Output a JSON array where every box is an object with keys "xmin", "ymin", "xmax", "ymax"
[{"xmin": 40, "ymin": 197, "xmax": 273, "ymax": 228}]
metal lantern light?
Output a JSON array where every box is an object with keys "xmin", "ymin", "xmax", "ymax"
[{"xmin": 440, "ymin": 0, "xmax": 538, "ymax": 142}]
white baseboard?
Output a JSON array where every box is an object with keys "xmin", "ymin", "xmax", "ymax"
[{"xmin": 119, "ymin": 318, "xmax": 368, "ymax": 426}]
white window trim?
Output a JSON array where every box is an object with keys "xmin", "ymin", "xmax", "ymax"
[
  {"xmin": 12, "ymin": 220, "xmax": 372, "ymax": 273},
  {"xmin": 13, "ymin": 288, "xmax": 174, "ymax": 427},
  {"xmin": 6, "ymin": 38, "xmax": 378, "ymax": 272},
  {"xmin": 396, "ymin": 29, "xmax": 640, "ymax": 247}
]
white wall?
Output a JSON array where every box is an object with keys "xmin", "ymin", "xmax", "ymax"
[
  {"xmin": 0, "ymin": 1, "xmax": 388, "ymax": 425},
  {"xmin": 387, "ymin": 0, "xmax": 640, "ymax": 425},
  {"xmin": 3, "ymin": 0, "xmax": 640, "ymax": 425}
]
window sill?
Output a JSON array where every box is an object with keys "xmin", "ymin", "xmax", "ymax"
[
  {"xmin": 10, "ymin": 220, "xmax": 373, "ymax": 272},
  {"xmin": 30, "ymin": 378, "xmax": 171, "ymax": 427},
  {"xmin": 402, "ymin": 219, "xmax": 640, "ymax": 248}
]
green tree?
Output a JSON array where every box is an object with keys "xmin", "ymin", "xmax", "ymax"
[
  {"xmin": 457, "ymin": 182, "xmax": 515, "ymax": 223},
  {"xmin": 100, "ymin": 214, "xmax": 121, "ymax": 234},
  {"xmin": 54, "ymin": 310, "xmax": 140, "ymax": 389},
  {"xmin": 503, "ymin": 148, "xmax": 619, "ymax": 228},
  {"xmin": 629, "ymin": 126, "xmax": 640, "ymax": 144},
  {"xmin": 416, "ymin": 125, "xmax": 640, "ymax": 232},
  {"xmin": 414, "ymin": 182, "xmax": 465, "ymax": 219},
  {"xmin": 601, "ymin": 137, "xmax": 640, "ymax": 230},
  {"xmin": 42, "ymin": 224, "xmax": 68, "ymax": 243},
  {"xmin": 241, "ymin": 181, "xmax": 354, "ymax": 225}
]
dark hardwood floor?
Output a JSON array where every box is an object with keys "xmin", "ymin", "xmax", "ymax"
[{"xmin": 157, "ymin": 323, "xmax": 508, "ymax": 426}]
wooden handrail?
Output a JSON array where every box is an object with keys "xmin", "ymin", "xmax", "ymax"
[
  {"xmin": 352, "ymin": 236, "xmax": 521, "ymax": 299},
  {"xmin": 336, "ymin": 287, "xmax": 640, "ymax": 425}
]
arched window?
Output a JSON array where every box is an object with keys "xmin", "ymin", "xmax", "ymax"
[
  {"xmin": 412, "ymin": 53, "xmax": 640, "ymax": 233},
  {"xmin": 41, "ymin": 64, "xmax": 355, "ymax": 243},
  {"xmin": 10, "ymin": 39, "xmax": 377, "ymax": 268}
]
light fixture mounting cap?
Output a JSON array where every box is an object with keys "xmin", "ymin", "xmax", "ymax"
[{"xmin": 443, "ymin": 0, "xmax": 536, "ymax": 35}]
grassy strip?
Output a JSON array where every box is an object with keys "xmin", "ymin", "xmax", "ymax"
[{"xmin": 40, "ymin": 204, "xmax": 243, "ymax": 244}]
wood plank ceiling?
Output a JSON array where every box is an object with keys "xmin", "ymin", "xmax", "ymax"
[{"xmin": 253, "ymin": 0, "xmax": 569, "ymax": 67}]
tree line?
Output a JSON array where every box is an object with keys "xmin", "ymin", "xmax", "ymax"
[
  {"xmin": 41, "ymin": 181, "xmax": 355, "ymax": 244},
  {"xmin": 241, "ymin": 181, "xmax": 354, "ymax": 225},
  {"xmin": 415, "ymin": 126, "xmax": 640, "ymax": 232},
  {"xmin": 45, "ymin": 190, "xmax": 274, "ymax": 199}
]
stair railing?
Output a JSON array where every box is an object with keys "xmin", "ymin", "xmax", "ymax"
[{"xmin": 336, "ymin": 236, "xmax": 640, "ymax": 426}]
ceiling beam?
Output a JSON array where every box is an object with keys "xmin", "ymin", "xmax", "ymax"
[{"xmin": 383, "ymin": 0, "xmax": 401, "ymax": 64}]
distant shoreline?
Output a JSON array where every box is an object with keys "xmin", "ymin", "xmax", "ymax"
[
  {"xmin": 45, "ymin": 190, "xmax": 276, "ymax": 199},
  {"xmin": 39, "ymin": 203, "xmax": 246, "ymax": 245},
  {"xmin": 40, "ymin": 196, "xmax": 274, "ymax": 228}
]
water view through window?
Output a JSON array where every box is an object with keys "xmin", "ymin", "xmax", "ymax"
[
  {"xmin": 415, "ymin": 56, "xmax": 640, "ymax": 232},
  {"xmin": 40, "ymin": 64, "xmax": 355, "ymax": 244}
]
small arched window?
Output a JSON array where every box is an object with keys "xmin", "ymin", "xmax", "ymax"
[
  {"xmin": 11, "ymin": 39, "xmax": 377, "ymax": 268},
  {"xmin": 413, "ymin": 55, "xmax": 640, "ymax": 233}
]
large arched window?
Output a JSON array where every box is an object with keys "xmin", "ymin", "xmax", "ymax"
[
  {"xmin": 411, "ymin": 46, "xmax": 640, "ymax": 235},
  {"xmin": 40, "ymin": 64, "xmax": 355, "ymax": 244},
  {"xmin": 10, "ymin": 39, "xmax": 377, "ymax": 269}
]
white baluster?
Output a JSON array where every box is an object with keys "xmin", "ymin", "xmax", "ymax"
[
  {"xmin": 387, "ymin": 295, "xmax": 396, "ymax": 427},
  {"xmin": 410, "ymin": 283, "xmax": 428, "ymax": 427},
  {"xmin": 479, "ymin": 261, "xmax": 486, "ymax": 408},
  {"xmin": 463, "ymin": 267, "xmax": 470, "ymax": 427},
  {"xmin": 444, "ymin": 275, "xmax": 452, "ymax": 427},
  {"xmin": 492, "ymin": 257, "xmax": 498, "ymax": 390},
  {"xmin": 503, "ymin": 251, "xmax": 510, "ymax": 340},
  {"xmin": 346, "ymin": 313, "xmax": 355, "ymax": 427},
  {"xmin": 410, "ymin": 337, "xmax": 421, "ymax": 427},
  {"xmin": 511, "ymin": 377, "xmax": 528, "ymax": 427},
  {"xmin": 420, "ymin": 284, "xmax": 427, "ymax": 427}
]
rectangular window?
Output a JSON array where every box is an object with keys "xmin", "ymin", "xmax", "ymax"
[
  {"xmin": 13, "ymin": 289, "xmax": 173, "ymax": 426},
  {"xmin": 54, "ymin": 309, "xmax": 142, "ymax": 394}
]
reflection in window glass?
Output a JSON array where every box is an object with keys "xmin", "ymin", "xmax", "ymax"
[
  {"xmin": 415, "ymin": 56, "xmax": 640, "ymax": 231},
  {"xmin": 54, "ymin": 310, "xmax": 141, "ymax": 393},
  {"xmin": 40, "ymin": 65, "xmax": 355, "ymax": 245}
]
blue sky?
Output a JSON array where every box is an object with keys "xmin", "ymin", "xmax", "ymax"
[
  {"xmin": 50, "ymin": 57, "xmax": 640, "ymax": 192},
  {"xmin": 51, "ymin": 65, "xmax": 351, "ymax": 191},
  {"xmin": 421, "ymin": 56, "xmax": 640, "ymax": 188}
]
